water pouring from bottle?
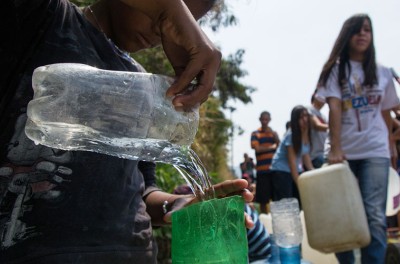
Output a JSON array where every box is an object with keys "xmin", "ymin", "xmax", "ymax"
[{"xmin": 26, "ymin": 63, "xmax": 216, "ymax": 201}]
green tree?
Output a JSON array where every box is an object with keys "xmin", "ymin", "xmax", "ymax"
[{"xmin": 216, "ymin": 49, "xmax": 256, "ymax": 108}]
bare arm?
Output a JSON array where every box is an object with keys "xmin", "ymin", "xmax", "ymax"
[
  {"xmin": 273, "ymin": 131, "xmax": 281, "ymax": 146},
  {"xmin": 302, "ymin": 153, "xmax": 314, "ymax": 171},
  {"xmin": 120, "ymin": 0, "xmax": 221, "ymax": 110},
  {"xmin": 144, "ymin": 179, "xmax": 254, "ymax": 228},
  {"xmin": 327, "ymin": 97, "xmax": 345, "ymax": 164},
  {"xmin": 287, "ymin": 145, "xmax": 300, "ymax": 183},
  {"xmin": 392, "ymin": 117, "xmax": 400, "ymax": 141},
  {"xmin": 144, "ymin": 191, "xmax": 189, "ymax": 226},
  {"xmin": 253, "ymin": 144, "xmax": 278, "ymax": 153},
  {"xmin": 311, "ymin": 115, "xmax": 328, "ymax": 132},
  {"xmin": 382, "ymin": 109, "xmax": 395, "ymax": 168}
]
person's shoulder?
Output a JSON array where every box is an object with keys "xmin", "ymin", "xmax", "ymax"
[
  {"xmin": 283, "ymin": 130, "xmax": 292, "ymax": 138},
  {"xmin": 251, "ymin": 128, "xmax": 262, "ymax": 135},
  {"xmin": 307, "ymin": 105, "xmax": 318, "ymax": 115},
  {"xmin": 376, "ymin": 62, "xmax": 389, "ymax": 70},
  {"xmin": 268, "ymin": 127, "xmax": 279, "ymax": 135},
  {"xmin": 376, "ymin": 63, "xmax": 392, "ymax": 76}
]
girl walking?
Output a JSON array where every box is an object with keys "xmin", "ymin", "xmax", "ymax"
[{"xmin": 316, "ymin": 14, "xmax": 400, "ymax": 264}]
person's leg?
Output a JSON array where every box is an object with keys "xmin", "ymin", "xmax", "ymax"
[
  {"xmin": 336, "ymin": 159, "xmax": 389, "ymax": 264},
  {"xmin": 271, "ymin": 171, "xmax": 293, "ymax": 201},
  {"xmin": 335, "ymin": 251, "xmax": 355, "ymax": 264},
  {"xmin": 292, "ymin": 180, "xmax": 302, "ymax": 210},
  {"xmin": 260, "ymin": 203, "xmax": 267, "ymax": 214},
  {"xmin": 250, "ymin": 174, "xmax": 256, "ymax": 184},
  {"xmin": 355, "ymin": 158, "xmax": 389, "ymax": 264},
  {"xmin": 334, "ymin": 160, "xmax": 359, "ymax": 264},
  {"xmin": 255, "ymin": 171, "xmax": 271, "ymax": 214},
  {"xmin": 264, "ymin": 171, "xmax": 275, "ymax": 214}
]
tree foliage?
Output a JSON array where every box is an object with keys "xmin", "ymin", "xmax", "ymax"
[
  {"xmin": 216, "ymin": 49, "xmax": 256, "ymax": 108},
  {"xmin": 199, "ymin": 0, "xmax": 238, "ymax": 32}
]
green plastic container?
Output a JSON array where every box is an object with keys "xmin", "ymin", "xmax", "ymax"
[{"xmin": 171, "ymin": 195, "xmax": 248, "ymax": 264}]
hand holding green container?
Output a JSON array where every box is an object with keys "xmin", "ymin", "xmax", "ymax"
[{"xmin": 172, "ymin": 195, "xmax": 248, "ymax": 264}]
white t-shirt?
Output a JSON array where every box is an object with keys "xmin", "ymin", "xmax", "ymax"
[
  {"xmin": 307, "ymin": 105, "xmax": 328, "ymax": 160},
  {"xmin": 317, "ymin": 60, "xmax": 399, "ymax": 159}
]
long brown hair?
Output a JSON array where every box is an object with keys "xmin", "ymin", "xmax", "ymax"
[
  {"xmin": 318, "ymin": 14, "xmax": 377, "ymax": 89},
  {"xmin": 290, "ymin": 105, "xmax": 312, "ymax": 155}
]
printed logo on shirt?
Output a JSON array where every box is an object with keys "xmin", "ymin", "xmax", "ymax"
[
  {"xmin": 341, "ymin": 74, "xmax": 382, "ymax": 111},
  {"xmin": 347, "ymin": 94, "xmax": 382, "ymax": 109},
  {"xmin": 0, "ymin": 114, "xmax": 74, "ymax": 249}
]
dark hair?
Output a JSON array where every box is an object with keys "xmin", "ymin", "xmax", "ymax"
[
  {"xmin": 260, "ymin": 111, "xmax": 271, "ymax": 119},
  {"xmin": 286, "ymin": 121, "xmax": 291, "ymax": 130},
  {"xmin": 290, "ymin": 105, "xmax": 311, "ymax": 155},
  {"xmin": 318, "ymin": 14, "xmax": 377, "ymax": 89},
  {"xmin": 311, "ymin": 90, "xmax": 317, "ymax": 104}
]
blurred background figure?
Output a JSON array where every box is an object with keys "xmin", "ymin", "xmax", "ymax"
[
  {"xmin": 269, "ymin": 105, "xmax": 314, "ymax": 202},
  {"xmin": 308, "ymin": 92, "xmax": 328, "ymax": 169},
  {"xmin": 285, "ymin": 120, "xmax": 291, "ymax": 132},
  {"xmin": 240, "ymin": 153, "xmax": 256, "ymax": 183},
  {"xmin": 251, "ymin": 111, "xmax": 280, "ymax": 214}
]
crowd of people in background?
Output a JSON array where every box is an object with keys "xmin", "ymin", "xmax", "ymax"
[{"xmin": 242, "ymin": 13, "xmax": 400, "ymax": 264}]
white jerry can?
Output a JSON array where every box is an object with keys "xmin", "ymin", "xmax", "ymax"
[{"xmin": 298, "ymin": 162, "xmax": 371, "ymax": 253}]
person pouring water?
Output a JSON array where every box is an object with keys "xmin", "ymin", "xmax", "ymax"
[{"xmin": 0, "ymin": 0, "xmax": 254, "ymax": 263}]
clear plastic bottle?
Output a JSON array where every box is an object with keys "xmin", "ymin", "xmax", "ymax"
[
  {"xmin": 270, "ymin": 198, "xmax": 303, "ymax": 264},
  {"xmin": 25, "ymin": 63, "xmax": 199, "ymax": 163},
  {"xmin": 267, "ymin": 234, "xmax": 281, "ymax": 264}
]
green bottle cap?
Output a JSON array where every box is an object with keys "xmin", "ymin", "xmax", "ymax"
[{"xmin": 172, "ymin": 195, "xmax": 248, "ymax": 264}]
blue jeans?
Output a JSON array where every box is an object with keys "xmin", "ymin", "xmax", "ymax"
[{"xmin": 335, "ymin": 158, "xmax": 389, "ymax": 264}]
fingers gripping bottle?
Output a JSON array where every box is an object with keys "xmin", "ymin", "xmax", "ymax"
[{"xmin": 25, "ymin": 63, "xmax": 199, "ymax": 163}]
